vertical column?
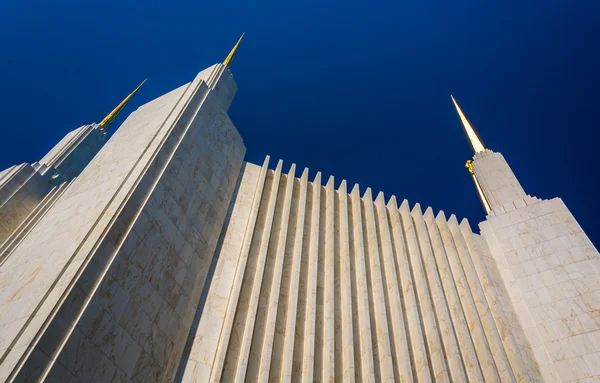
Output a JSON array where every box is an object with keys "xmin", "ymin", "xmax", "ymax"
[
  {"xmin": 279, "ymin": 168, "xmax": 309, "ymax": 382},
  {"xmin": 322, "ymin": 176, "xmax": 335, "ymax": 383},
  {"xmin": 301, "ymin": 172, "xmax": 321, "ymax": 382},
  {"xmin": 448, "ymin": 215, "xmax": 516, "ymax": 383},
  {"xmin": 387, "ymin": 197, "xmax": 431, "ymax": 383},
  {"xmin": 423, "ymin": 209, "xmax": 484, "ymax": 383},
  {"xmin": 460, "ymin": 219, "xmax": 532, "ymax": 383},
  {"xmin": 337, "ymin": 181, "xmax": 355, "ymax": 382},
  {"xmin": 399, "ymin": 200, "xmax": 449, "ymax": 382},
  {"xmin": 257, "ymin": 165, "xmax": 296, "ymax": 381},
  {"xmin": 210, "ymin": 156, "xmax": 270, "ymax": 383},
  {"xmin": 349, "ymin": 185, "xmax": 376, "ymax": 383},
  {"xmin": 412, "ymin": 205, "xmax": 467, "ymax": 382},
  {"xmin": 374, "ymin": 192, "xmax": 413, "ymax": 382},
  {"xmin": 435, "ymin": 212, "xmax": 500, "ymax": 382},
  {"xmin": 234, "ymin": 160, "xmax": 284, "ymax": 382},
  {"xmin": 362, "ymin": 188, "xmax": 395, "ymax": 382}
]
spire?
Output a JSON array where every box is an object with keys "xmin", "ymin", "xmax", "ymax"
[
  {"xmin": 99, "ymin": 79, "xmax": 147, "ymax": 130},
  {"xmin": 451, "ymin": 95, "xmax": 486, "ymax": 154},
  {"xmin": 223, "ymin": 33, "xmax": 245, "ymax": 69}
]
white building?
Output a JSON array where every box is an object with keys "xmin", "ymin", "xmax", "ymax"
[{"xmin": 0, "ymin": 35, "xmax": 597, "ymax": 382}]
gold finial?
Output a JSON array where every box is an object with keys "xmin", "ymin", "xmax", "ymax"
[
  {"xmin": 451, "ymin": 95, "xmax": 486, "ymax": 154},
  {"xmin": 465, "ymin": 159, "xmax": 475, "ymax": 175},
  {"xmin": 99, "ymin": 79, "xmax": 147, "ymax": 130},
  {"xmin": 223, "ymin": 33, "xmax": 245, "ymax": 69}
]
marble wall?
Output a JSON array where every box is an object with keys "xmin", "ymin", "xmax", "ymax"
[
  {"xmin": 0, "ymin": 163, "xmax": 51, "ymax": 243},
  {"xmin": 0, "ymin": 64, "xmax": 245, "ymax": 382},
  {"xmin": 182, "ymin": 157, "xmax": 543, "ymax": 382},
  {"xmin": 51, "ymin": 125, "xmax": 107, "ymax": 182},
  {"xmin": 0, "ymin": 123, "xmax": 109, "ymax": 245},
  {"xmin": 471, "ymin": 150, "xmax": 527, "ymax": 209},
  {"xmin": 481, "ymin": 196, "xmax": 600, "ymax": 382},
  {"xmin": 38, "ymin": 124, "xmax": 108, "ymax": 182}
]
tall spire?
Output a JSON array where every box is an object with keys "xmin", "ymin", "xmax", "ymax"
[
  {"xmin": 99, "ymin": 79, "xmax": 147, "ymax": 131},
  {"xmin": 451, "ymin": 95, "xmax": 486, "ymax": 154},
  {"xmin": 223, "ymin": 33, "xmax": 245, "ymax": 69}
]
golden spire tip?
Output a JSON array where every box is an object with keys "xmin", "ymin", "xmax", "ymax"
[
  {"xmin": 451, "ymin": 95, "xmax": 486, "ymax": 154},
  {"xmin": 223, "ymin": 32, "xmax": 245, "ymax": 69},
  {"xmin": 99, "ymin": 79, "xmax": 147, "ymax": 130}
]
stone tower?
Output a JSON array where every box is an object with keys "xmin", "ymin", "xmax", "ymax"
[
  {"xmin": 453, "ymin": 96, "xmax": 600, "ymax": 382},
  {"xmin": 0, "ymin": 80, "xmax": 145, "ymax": 244}
]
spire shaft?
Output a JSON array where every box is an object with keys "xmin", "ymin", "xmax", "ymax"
[
  {"xmin": 466, "ymin": 160, "xmax": 491, "ymax": 213},
  {"xmin": 99, "ymin": 79, "xmax": 147, "ymax": 130},
  {"xmin": 223, "ymin": 33, "xmax": 245, "ymax": 68},
  {"xmin": 451, "ymin": 95, "xmax": 486, "ymax": 153}
]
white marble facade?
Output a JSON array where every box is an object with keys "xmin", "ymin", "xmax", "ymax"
[
  {"xmin": 178, "ymin": 158, "xmax": 548, "ymax": 383},
  {"xmin": 0, "ymin": 60, "xmax": 598, "ymax": 383},
  {"xmin": 0, "ymin": 122, "xmax": 108, "ymax": 244},
  {"xmin": 475, "ymin": 150, "xmax": 600, "ymax": 382},
  {"xmin": 0, "ymin": 163, "xmax": 51, "ymax": 243}
]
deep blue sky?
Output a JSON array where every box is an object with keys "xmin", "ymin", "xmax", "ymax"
[{"xmin": 1, "ymin": 0, "xmax": 599, "ymax": 244}]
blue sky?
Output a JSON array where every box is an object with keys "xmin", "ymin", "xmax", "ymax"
[{"xmin": 0, "ymin": 0, "xmax": 599, "ymax": 244}]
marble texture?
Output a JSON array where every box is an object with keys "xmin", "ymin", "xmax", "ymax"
[
  {"xmin": 0, "ymin": 163, "xmax": 52, "ymax": 243},
  {"xmin": 1, "ymin": 122, "xmax": 110, "ymax": 246},
  {"xmin": 480, "ymin": 196, "xmax": 600, "ymax": 382},
  {"xmin": 471, "ymin": 149, "xmax": 527, "ymax": 209},
  {"xmin": 187, "ymin": 156, "xmax": 550, "ymax": 382},
  {"xmin": 472, "ymin": 148, "xmax": 600, "ymax": 382},
  {"xmin": 38, "ymin": 123, "xmax": 108, "ymax": 182},
  {"xmin": 0, "ymin": 63, "xmax": 244, "ymax": 382}
]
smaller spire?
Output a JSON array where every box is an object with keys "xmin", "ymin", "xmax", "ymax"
[
  {"xmin": 223, "ymin": 33, "xmax": 245, "ymax": 69},
  {"xmin": 451, "ymin": 95, "xmax": 486, "ymax": 154},
  {"xmin": 99, "ymin": 79, "xmax": 147, "ymax": 130}
]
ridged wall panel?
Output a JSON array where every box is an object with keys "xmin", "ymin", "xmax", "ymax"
[{"xmin": 182, "ymin": 159, "xmax": 541, "ymax": 383}]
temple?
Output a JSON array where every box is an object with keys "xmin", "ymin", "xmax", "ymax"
[{"xmin": 0, "ymin": 35, "xmax": 598, "ymax": 383}]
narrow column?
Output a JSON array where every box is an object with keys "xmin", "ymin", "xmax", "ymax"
[
  {"xmin": 234, "ymin": 160, "xmax": 284, "ymax": 382},
  {"xmin": 423, "ymin": 209, "xmax": 484, "ymax": 383},
  {"xmin": 301, "ymin": 172, "xmax": 321, "ymax": 382},
  {"xmin": 374, "ymin": 192, "xmax": 413, "ymax": 382},
  {"xmin": 349, "ymin": 185, "xmax": 376, "ymax": 383},
  {"xmin": 399, "ymin": 200, "xmax": 449, "ymax": 382},
  {"xmin": 448, "ymin": 215, "xmax": 516, "ymax": 383},
  {"xmin": 362, "ymin": 188, "xmax": 395, "ymax": 382},
  {"xmin": 210, "ymin": 156, "xmax": 271, "ymax": 383},
  {"xmin": 460, "ymin": 219, "xmax": 533, "ymax": 383},
  {"xmin": 337, "ymin": 181, "xmax": 355, "ymax": 381},
  {"xmin": 412, "ymin": 204, "xmax": 467, "ymax": 382},
  {"xmin": 257, "ymin": 165, "xmax": 296, "ymax": 381},
  {"xmin": 387, "ymin": 197, "xmax": 431, "ymax": 383},
  {"xmin": 322, "ymin": 176, "xmax": 335, "ymax": 383},
  {"xmin": 279, "ymin": 168, "xmax": 309, "ymax": 382},
  {"xmin": 435, "ymin": 212, "xmax": 500, "ymax": 382}
]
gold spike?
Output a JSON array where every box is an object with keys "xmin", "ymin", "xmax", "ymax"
[
  {"xmin": 99, "ymin": 78, "xmax": 147, "ymax": 130},
  {"xmin": 223, "ymin": 33, "xmax": 245, "ymax": 68},
  {"xmin": 466, "ymin": 160, "xmax": 491, "ymax": 213},
  {"xmin": 451, "ymin": 95, "xmax": 486, "ymax": 154}
]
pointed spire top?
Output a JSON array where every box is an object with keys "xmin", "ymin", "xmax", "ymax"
[
  {"xmin": 451, "ymin": 95, "xmax": 486, "ymax": 154},
  {"xmin": 223, "ymin": 33, "xmax": 245, "ymax": 69},
  {"xmin": 99, "ymin": 79, "xmax": 147, "ymax": 131}
]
